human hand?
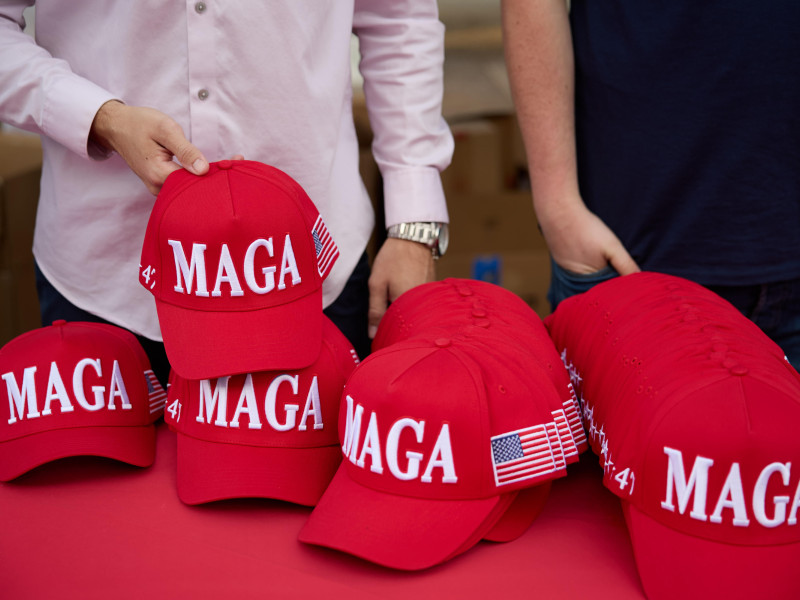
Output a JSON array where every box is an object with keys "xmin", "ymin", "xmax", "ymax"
[
  {"xmin": 367, "ymin": 237, "xmax": 436, "ymax": 338},
  {"xmin": 538, "ymin": 199, "xmax": 640, "ymax": 276},
  {"xmin": 89, "ymin": 100, "xmax": 209, "ymax": 195}
]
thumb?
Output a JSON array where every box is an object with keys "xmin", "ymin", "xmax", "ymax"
[
  {"xmin": 155, "ymin": 121, "xmax": 209, "ymax": 176},
  {"xmin": 609, "ymin": 248, "xmax": 641, "ymax": 276},
  {"xmin": 175, "ymin": 142, "xmax": 209, "ymax": 176},
  {"xmin": 367, "ymin": 282, "xmax": 389, "ymax": 339}
]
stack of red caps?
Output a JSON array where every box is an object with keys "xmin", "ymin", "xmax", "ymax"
[
  {"xmin": 0, "ymin": 320, "xmax": 166, "ymax": 480},
  {"xmin": 141, "ymin": 161, "xmax": 358, "ymax": 505},
  {"xmin": 544, "ymin": 272, "xmax": 800, "ymax": 600},
  {"xmin": 299, "ymin": 278, "xmax": 587, "ymax": 569}
]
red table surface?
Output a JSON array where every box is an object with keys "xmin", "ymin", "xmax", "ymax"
[{"xmin": 0, "ymin": 423, "xmax": 645, "ymax": 599}]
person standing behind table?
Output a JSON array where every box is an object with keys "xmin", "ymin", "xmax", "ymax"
[
  {"xmin": 0, "ymin": 1, "xmax": 454, "ymax": 385},
  {"xmin": 501, "ymin": 0, "xmax": 800, "ymax": 370}
]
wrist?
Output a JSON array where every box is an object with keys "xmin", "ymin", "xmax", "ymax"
[
  {"xmin": 386, "ymin": 221, "xmax": 449, "ymax": 259},
  {"xmin": 89, "ymin": 99, "xmax": 125, "ymax": 152}
]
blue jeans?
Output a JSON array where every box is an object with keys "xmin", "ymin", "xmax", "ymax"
[
  {"xmin": 35, "ymin": 252, "xmax": 372, "ymax": 385},
  {"xmin": 548, "ymin": 260, "xmax": 800, "ymax": 371}
]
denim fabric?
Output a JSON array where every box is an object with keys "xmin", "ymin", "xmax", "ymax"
[
  {"xmin": 547, "ymin": 260, "xmax": 619, "ymax": 312},
  {"xmin": 323, "ymin": 252, "xmax": 371, "ymax": 360}
]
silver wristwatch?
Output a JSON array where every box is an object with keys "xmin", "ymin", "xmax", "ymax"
[{"xmin": 386, "ymin": 222, "xmax": 449, "ymax": 259}]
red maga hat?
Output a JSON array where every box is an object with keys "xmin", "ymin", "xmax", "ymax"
[
  {"xmin": 0, "ymin": 320, "xmax": 166, "ymax": 481},
  {"xmin": 140, "ymin": 160, "xmax": 339, "ymax": 379},
  {"xmin": 299, "ymin": 335, "xmax": 570, "ymax": 570},
  {"xmin": 545, "ymin": 272, "xmax": 800, "ymax": 600},
  {"xmin": 374, "ymin": 278, "xmax": 588, "ymax": 456},
  {"xmin": 164, "ymin": 316, "xmax": 359, "ymax": 506}
]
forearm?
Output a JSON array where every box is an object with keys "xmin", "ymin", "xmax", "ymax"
[
  {"xmin": 503, "ymin": 1, "xmax": 639, "ymax": 275},
  {"xmin": 0, "ymin": 3, "xmax": 116, "ymax": 158},
  {"xmin": 502, "ymin": 0, "xmax": 581, "ymax": 222}
]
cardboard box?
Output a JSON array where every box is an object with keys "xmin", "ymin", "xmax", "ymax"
[
  {"xmin": 436, "ymin": 250, "xmax": 552, "ymax": 319},
  {"xmin": 441, "ymin": 119, "xmax": 504, "ymax": 197},
  {"xmin": 0, "ymin": 132, "xmax": 43, "ymax": 345},
  {"xmin": 485, "ymin": 113, "xmax": 529, "ymax": 190},
  {"xmin": 447, "ymin": 190, "xmax": 544, "ymax": 255},
  {"xmin": 439, "ymin": 189, "xmax": 552, "ymax": 318}
]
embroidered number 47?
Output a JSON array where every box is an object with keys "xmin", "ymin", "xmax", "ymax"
[
  {"xmin": 614, "ymin": 468, "xmax": 635, "ymax": 495},
  {"xmin": 166, "ymin": 399, "xmax": 182, "ymax": 422},
  {"xmin": 141, "ymin": 265, "xmax": 156, "ymax": 290}
]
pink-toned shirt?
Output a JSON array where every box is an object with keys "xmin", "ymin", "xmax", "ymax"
[{"xmin": 0, "ymin": 0, "xmax": 453, "ymax": 340}]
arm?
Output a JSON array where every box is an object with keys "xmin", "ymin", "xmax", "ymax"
[
  {"xmin": 354, "ymin": 0, "xmax": 455, "ymax": 337},
  {"xmin": 0, "ymin": 4, "xmax": 207, "ymax": 195},
  {"xmin": 501, "ymin": 0, "xmax": 639, "ymax": 275}
]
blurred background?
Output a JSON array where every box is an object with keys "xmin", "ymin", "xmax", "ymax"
[{"xmin": 1, "ymin": 1, "xmax": 548, "ymax": 347}]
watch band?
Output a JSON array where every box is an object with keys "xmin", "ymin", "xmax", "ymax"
[{"xmin": 386, "ymin": 222, "xmax": 449, "ymax": 259}]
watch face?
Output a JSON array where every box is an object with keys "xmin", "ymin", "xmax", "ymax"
[{"xmin": 437, "ymin": 224, "xmax": 449, "ymax": 256}]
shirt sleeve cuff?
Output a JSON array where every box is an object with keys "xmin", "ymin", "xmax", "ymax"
[
  {"xmin": 382, "ymin": 166, "xmax": 450, "ymax": 229},
  {"xmin": 41, "ymin": 75, "xmax": 119, "ymax": 160}
]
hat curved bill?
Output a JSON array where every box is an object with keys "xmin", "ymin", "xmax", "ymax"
[{"xmin": 299, "ymin": 466, "xmax": 515, "ymax": 570}]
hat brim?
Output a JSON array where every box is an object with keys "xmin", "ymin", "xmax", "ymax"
[
  {"xmin": 156, "ymin": 288, "xmax": 323, "ymax": 379},
  {"xmin": 298, "ymin": 465, "xmax": 516, "ymax": 570},
  {"xmin": 175, "ymin": 432, "xmax": 341, "ymax": 506},
  {"xmin": 622, "ymin": 501, "xmax": 800, "ymax": 600},
  {"xmin": 483, "ymin": 481, "xmax": 553, "ymax": 542},
  {"xmin": 0, "ymin": 425, "xmax": 156, "ymax": 482}
]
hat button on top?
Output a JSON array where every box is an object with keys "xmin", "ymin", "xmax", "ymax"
[
  {"xmin": 721, "ymin": 357, "xmax": 741, "ymax": 371},
  {"xmin": 456, "ymin": 285, "xmax": 473, "ymax": 297},
  {"xmin": 52, "ymin": 319, "xmax": 67, "ymax": 327},
  {"xmin": 217, "ymin": 160, "xmax": 233, "ymax": 170},
  {"xmin": 434, "ymin": 338, "xmax": 451, "ymax": 348}
]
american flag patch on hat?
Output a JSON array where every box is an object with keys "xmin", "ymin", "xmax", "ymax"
[
  {"xmin": 145, "ymin": 369, "xmax": 167, "ymax": 416},
  {"xmin": 491, "ymin": 424, "xmax": 562, "ymax": 486},
  {"xmin": 311, "ymin": 215, "xmax": 339, "ymax": 278}
]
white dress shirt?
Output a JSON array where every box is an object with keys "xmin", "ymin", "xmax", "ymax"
[{"xmin": 0, "ymin": 0, "xmax": 453, "ymax": 340}]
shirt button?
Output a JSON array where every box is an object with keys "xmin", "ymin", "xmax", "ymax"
[
  {"xmin": 195, "ymin": 2, "xmax": 207, "ymax": 14},
  {"xmin": 197, "ymin": 88, "xmax": 209, "ymax": 101}
]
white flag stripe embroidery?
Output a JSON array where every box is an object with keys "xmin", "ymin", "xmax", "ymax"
[
  {"xmin": 495, "ymin": 448, "xmax": 557, "ymax": 471},
  {"xmin": 496, "ymin": 455, "xmax": 559, "ymax": 477},
  {"xmin": 145, "ymin": 370, "xmax": 166, "ymax": 414},
  {"xmin": 564, "ymin": 388, "xmax": 587, "ymax": 447},
  {"xmin": 497, "ymin": 463, "xmax": 558, "ymax": 484},
  {"xmin": 552, "ymin": 409, "xmax": 578, "ymax": 458},
  {"xmin": 546, "ymin": 422, "xmax": 567, "ymax": 469},
  {"xmin": 318, "ymin": 248, "xmax": 337, "ymax": 272}
]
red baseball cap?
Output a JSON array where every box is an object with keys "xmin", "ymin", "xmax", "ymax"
[
  {"xmin": 299, "ymin": 336, "xmax": 570, "ymax": 570},
  {"xmin": 545, "ymin": 272, "xmax": 800, "ymax": 599},
  {"xmin": 164, "ymin": 316, "xmax": 359, "ymax": 506},
  {"xmin": 140, "ymin": 160, "xmax": 339, "ymax": 379},
  {"xmin": 619, "ymin": 372, "xmax": 800, "ymax": 600},
  {"xmin": 375, "ymin": 278, "xmax": 588, "ymax": 457},
  {"xmin": 0, "ymin": 320, "xmax": 166, "ymax": 481}
]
